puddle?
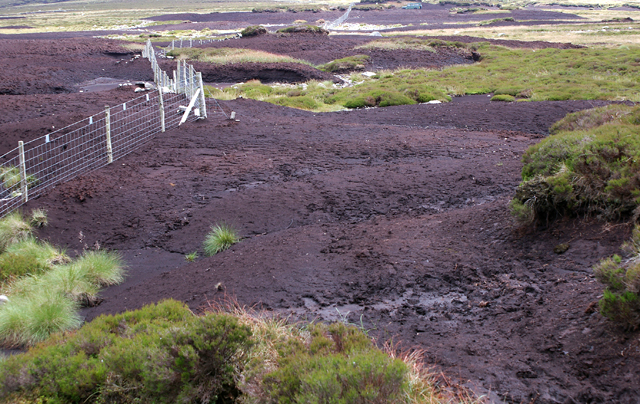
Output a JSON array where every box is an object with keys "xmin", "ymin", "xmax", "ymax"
[
  {"xmin": 77, "ymin": 77, "xmax": 133, "ymax": 92},
  {"xmin": 297, "ymin": 289, "xmax": 469, "ymax": 323}
]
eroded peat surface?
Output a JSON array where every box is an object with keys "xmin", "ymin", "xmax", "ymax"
[{"xmin": 0, "ymin": 16, "xmax": 638, "ymax": 404}]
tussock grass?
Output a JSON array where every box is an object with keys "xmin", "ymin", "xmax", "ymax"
[
  {"xmin": 4, "ymin": 238, "xmax": 68, "ymax": 269},
  {"xmin": 204, "ymin": 223, "xmax": 240, "ymax": 256},
  {"xmin": 0, "ymin": 212, "xmax": 32, "ymax": 252},
  {"xmin": 28, "ymin": 209, "xmax": 47, "ymax": 228},
  {"xmin": 72, "ymin": 250, "xmax": 124, "ymax": 287},
  {"xmin": 0, "ymin": 236, "xmax": 124, "ymax": 345},
  {"xmin": 0, "ymin": 291, "xmax": 81, "ymax": 347},
  {"xmin": 167, "ymin": 47, "xmax": 311, "ymax": 66},
  {"xmin": 44, "ymin": 264, "xmax": 99, "ymax": 303}
]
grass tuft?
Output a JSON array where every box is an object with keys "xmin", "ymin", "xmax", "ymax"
[
  {"xmin": 185, "ymin": 251, "xmax": 198, "ymax": 262},
  {"xmin": 29, "ymin": 209, "xmax": 48, "ymax": 228},
  {"xmin": 44, "ymin": 264, "xmax": 99, "ymax": 304},
  {"xmin": 5, "ymin": 238, "xmax": 68, "ymax": 266},
  {"xmin": 204, "ymin": 223, "xmax": 240, "ymax": 256},
  {"xmin": 0, "ymin": 212, "xmax": 33, "ymax": 252},
  {"xmin": 0, "ymin": 290, "xmax": 81, "ymax": 347},
  {"xmin": 71, "ymin": 250, "xmax": 125, "ymax": 287}
]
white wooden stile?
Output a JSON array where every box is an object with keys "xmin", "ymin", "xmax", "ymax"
[{"xmin": 179, "ymin": 88, "xmax": 201, "ymax": 126}]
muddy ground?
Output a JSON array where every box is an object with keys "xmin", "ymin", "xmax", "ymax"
[{"xmin": 0, "ymin": 6, "xmax": 639, "ymax": 404}]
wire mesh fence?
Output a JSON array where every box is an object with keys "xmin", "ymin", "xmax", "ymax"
[
  {"xmin": 324, "ymin": 3, "xmax": 355, "ymax": 30},
  {"xmin": 0, "ymin": 39, "xmax": 211, "ymax": 218}
]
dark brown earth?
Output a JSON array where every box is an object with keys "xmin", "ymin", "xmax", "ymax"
[{"xmin": 0, "ymin": 6, "xmax": 639, "ymax": 404}]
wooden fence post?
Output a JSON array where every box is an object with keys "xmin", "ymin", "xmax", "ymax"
[
  {"xmin": 105, "ymin": 105, "xmax": 113, "ymax": 164},
  {"xmin": 173, "ymin": 70, "xmax": 177, "ymax": 93},
  {"xmin": 18, "ymin": 141, "xmax": 27, "ymax": 203},
  {"xmin": 158, "ymin": 88, "xmax": 165, "ymax": 133},
  {"xmin": 176, "ymin": 60, "xmax": 182, "ymax": 94},
  {"xmin": 197, "ymin": 72, "xmax": 207, "ymax": 118}
]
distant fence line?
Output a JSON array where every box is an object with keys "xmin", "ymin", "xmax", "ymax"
[
  {"xmin": 324, "ymin": 3, "xmax": 355, "ymax": 29},
  {"xmin": 0, "ymin": 39, "xmax": 209, "ymax": 218}
]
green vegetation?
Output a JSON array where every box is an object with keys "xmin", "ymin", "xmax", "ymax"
[
  {"xmin": 0, "ymin": 300, "xmax": 460, "ymax": 403},
  {"xmin": 355, "ymin": 37, "xmax": 468, "ymax": 52},
  {"xmin": 262, "ymin": 322, "xmax": 408, "ymax": 403},
  {"xmin": 490, "ymin": 94, "xmax": 515, "ymax": 101},
  {"xmin": 0, "ymin": 300, "xmax": 252, "ymax": 403},
  {"xmin": 478, "ymin": 16, "xmax": 515, "ymax": 25},
  {"xmin": 241, "ymin": 25, "xmax": 267, "ymax": 37},
  {"xmin": 72, "ymin": 250, "xmax": 125, "ymax": 287},
  {"xmin": 29, "ymin": 208, "xmax": 48, "ymax": 228},
  {"xmin": 276, "ymin": 25, "xmax": 329, "ymax": 34},
  {"xmin": 0, "ymin": 211, "xmax": 125, "ymax": 346},
  {"xmin": 593, "ymin": 225, "xmax": 640, "ymax": 330},
  {"xmin": 0, "ymin": 290, "xmax": 82, "ymax": 347},
  {"xmin": 167, "ymin": 47, "xmax": 311, "ymax": 66},
  {"xmin": 0, "ymin": 238, "xmax": 68, "ymax": 282},
  {"xmin": 0, "ymin": 212, "xmax": 33, "ymax": 252},
  {"xmin": 204, "ymin": 223, "xmax": 240, "ymax": 256},
  {"xmin": 0, "ymin": 249, "xmax": 124, "ymax": 345},
  {"xmin": 510, "ymin": 104, "xmax": 640, "ymax": 223},
  {"xmin": 185, "ymin": 251, "xmax": 199, "ymax": 262},
  {"xmin": 209, "ymin": 42, "xmax": 640, "ymax": 112},
  {"xmin": 319, "ymin": 55, "xmax": 370, "ymax": 72},
  {"xmin": 0, "ymin": 166, "xmax": 37, "ymax": 195}
]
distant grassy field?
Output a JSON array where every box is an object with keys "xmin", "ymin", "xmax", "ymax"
[{"xmin": 0, "ymin": 0, "xmax": 639, "ymax": 36}]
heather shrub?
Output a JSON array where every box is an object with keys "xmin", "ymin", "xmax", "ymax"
[
  {"xmin": 263, "ymin": 322, "xmax": 409, "ymax": 404},
  {"xmin": 0, "ymin": 300, "xmax": 253, "ymax": 403}
]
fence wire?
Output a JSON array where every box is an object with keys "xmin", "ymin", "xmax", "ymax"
[{"xmin": 0, "ymin": 40, "xmax": 212, "ymax": 217}]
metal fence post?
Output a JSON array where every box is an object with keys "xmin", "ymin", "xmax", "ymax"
[
  {"xmin": 197, "ymin": 72, "xmax": 207, "ymax": 118},
  {"xmin": 18, "ymin": 141, "xmax": 27, "ymax": 203},
  {"xmin": 158, "ymin": 88, "xmax": 165, "ymax": 133},
  {"xmin": 105, "ymin": 105, "xmax": 113, "ymax": 164}
]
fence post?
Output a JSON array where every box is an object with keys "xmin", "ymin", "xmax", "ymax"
[
  {"xmin": 158, "ymin": 88, "xmax": 165, "ymax": 133},
  {"xmin": 197, "ymin": 72, "xmax": 207, "ymax": 118},
  {"xmin": 184, "ymin": 63, "xmax": 189, "ymax": 97},
  {"xmin": 176, "ymin": 60, "xmax": 182, "ymax": 94},
  {"xmin": 105, "ymin": 105, "xmax": 113, "ymax": 164},
  {"xmin": 18, "ymin": 141, "xmax": 27, "ymax": 203},
  {"xmin": 173, "ymin": 70, "xmax": 177, "ymax": 93},
  {"xmin": 190, "ymin": 65, "xmax": 195, "ymax": 99}
]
